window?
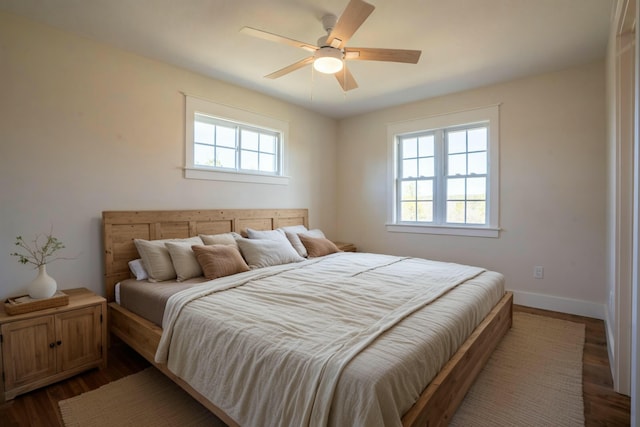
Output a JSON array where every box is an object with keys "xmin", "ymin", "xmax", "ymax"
[
  {"xmin": 185, "ymin": 95, "xmax": 289, "ymax": 185},
  {"xmin": 387, "ymin": 105, "xmax": 499, "ymax": 237}
]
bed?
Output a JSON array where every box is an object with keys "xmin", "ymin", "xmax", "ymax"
[{"xmin": 103, "ymin": 208, "xmax": 512, "ymax": 427}]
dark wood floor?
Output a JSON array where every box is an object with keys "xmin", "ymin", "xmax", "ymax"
[{"xmin": 0, "ymin": 306, "xmax": 631, "ymax": 426}]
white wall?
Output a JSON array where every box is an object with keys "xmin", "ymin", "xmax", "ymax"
[
  {"xmin": 0, "ymin": 12, "xmax": 338, "ymax": 300},
  {"xmin": 336, "ymin": 62, "xmax": 607, "ymax": 318}
]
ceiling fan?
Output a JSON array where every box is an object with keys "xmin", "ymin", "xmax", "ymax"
[{"xmin": 240, "ymin": 0, "xmax": 421, "ymax": 91}]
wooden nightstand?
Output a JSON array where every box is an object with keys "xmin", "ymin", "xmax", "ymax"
[
  {"xmin": 0, "ymin": 288, "xmax": 107, "ymax": 402},
  {"xmin": 334, "ymin": 242, "xmax": 357, "ymax": 252}
]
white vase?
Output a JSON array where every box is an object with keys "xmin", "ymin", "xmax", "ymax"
[{"xmin": 29, "ymin": 264, "xmax": 57, "ymax": 299}]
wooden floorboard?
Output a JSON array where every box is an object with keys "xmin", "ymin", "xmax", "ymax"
[{"xmin": 0, "ymin": 306, "xmax": 631, "ymax": 426}]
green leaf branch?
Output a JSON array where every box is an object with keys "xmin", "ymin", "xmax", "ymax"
[{"xmin": 10, "ymin": 231, "xmax": 72, "ymax": 268}]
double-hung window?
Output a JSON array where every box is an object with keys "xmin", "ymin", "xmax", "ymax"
[
  {"xmin": 184, "ymin": 95, "xmax": 289, "ymax": 185},
  {"xmin": 387, "ymin": 105, "xmax": 500, "ymax": 237}
]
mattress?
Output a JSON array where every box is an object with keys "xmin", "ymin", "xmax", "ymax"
[
  {"xmin": 118, "ymin": 276, "xmax": 207, "ymax": 325},
  {"xmin": 150, "ymin": 252, "xmax": 505, "ymax": 427}
]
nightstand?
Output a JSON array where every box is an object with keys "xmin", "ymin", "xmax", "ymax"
[
  {"xmin": 0, "ymin": 288, "xmax": 107, "ymax": 402},
  {"xmin": 334, "ymin": 242, "xmax": 357, "ymax": 252}
]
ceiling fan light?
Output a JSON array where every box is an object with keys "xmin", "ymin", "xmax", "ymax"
[{"xmin": 313, "ymin": 47, "xmax": 344, "ymax": 74}]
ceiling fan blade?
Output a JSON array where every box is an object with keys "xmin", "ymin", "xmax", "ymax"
[
  {"xmin": 241, "ymin": 27, "xmax": 318, "ymax": 52},
  {"xmin": 265, "ymin": 56, "xmax": 315, "ymax": 79},
  {"xmin": 344, "ymin": 47, "xmax": 422, "ymax": 64},
  {"xmin": 335, "ymin": 65, "xmax": 358, "ymax": 91},
  {"xmin": 326, "ymin": 0, "xmax": 375, "ymax": 49}
]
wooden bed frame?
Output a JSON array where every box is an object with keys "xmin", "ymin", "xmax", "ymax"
[{"xmin": 103, "ymin": 208, "xmax": 513, "ymax": 427}]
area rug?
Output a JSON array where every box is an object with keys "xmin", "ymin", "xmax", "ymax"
[
  {"xmin": 59, "ymin": 312, "xmax": 585, "ymax": 427},
  {"xmin": 450, "ymin": 312, "xmax": 585, "ymax": 426},
  {"xmin": 58, "ymin": 367, "xmax": 225, "ymax": 427}
]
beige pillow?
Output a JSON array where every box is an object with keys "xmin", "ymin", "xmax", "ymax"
[
  {"xmin": 191, "ymin": 245, "xmax": 250, "ymax": 280},
  {"xmin": 236, "ymin": 237, "xmax": 305, "ymax": 269},
  {"xmin": 165, "ymin": 241, "xmax": 203, "ymax": 281},
  {"xmin": 199, "ymin": 232, "xmax": 239, "ymax": 248},
  {"xmin": 134, "ymin": 237, "xmax": 202, "ymax": 282},
  {"xmin": 281, "ymin": 225, "xmax": 309, "ymax": 257},
  {"xmin": 298, "ymin": 235, "xmax": 341, "ymax": 258}
]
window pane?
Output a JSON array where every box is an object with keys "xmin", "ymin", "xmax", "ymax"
[
  {"xmin": 241, "ymin": 150, "xmax": 259, "ymax": 171},
  {"xmin": 448, "ymin": 154, "xmax": 466, "ymax": 176},
  {"xmin": 194, "ymin": 143, "xmax": 215, "ymax": 166},
  {"xmin": 467, "ymin": 201, "xmax": 486, "ymax": 224},
  {"xmin": 418, "ymin": 158, "xmax": 434, "ymax": 177},
  {"xmin": 259, "ymin": 153, "xmax": 275, "ymax": 172},
  {"xmin": 261, "ymin": 134, "xmax": 276, "ymax": 153},
  {"xmin": 194, "ymin": 121, "xmax": 214, "ymax": 144},
  {"xmin": 418, "ymin": 135, "xmax": 434, "ymax": 156},
  {"xmin": 403, "ymin": 159, "xmax": 418, "ymax": 178},
  {"xmin": 401, "ymin": 201, "xmax": 416, "ymax": 221},
  {"xmin": 416, "ymin": 180, "xmax": 433, "ymax": 200},
  {"xmin": 417, "ymin": 201, "xmax": 433, "ymax": 222},
  {"xmin": 217, "ymin": 147, "xmax": 236, "ymax": 168},
  {"xmin": 447, "ymin": 201, "xmax": 466, "ymax": 223},
  {"xmin": 447, "ymin": 178, "xmax": 465, "ymax": 200},
  {"xmin": 468, "ymin": 152, "xmax": 487, "ymax": 175},
  {"xmin": 468, "ymin": 127, "xmax": 487, "ymax": 152},
  {"xmin": 448, "ymin": 131, "xmax": 466, "ymax": 154},
  {"xmin": 242, "ymin": 130, "xmax": 259, "ymax": 151},
  {"xmin": 467, "ymin": 177, "xmax": 486, "ymax": 200},
  {"xmin": 401, "ymin": 181, "xmax": 416, "ymax": 201},
  {"xmin": 402, "ymin": 138, "xmax": 417, "ymax": 159},
  {"xmin": 216, "ymin": 126, "xmax": 236, "ymax": 148}
]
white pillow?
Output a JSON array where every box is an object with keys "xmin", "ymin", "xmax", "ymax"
[
  {"xmin": 236, "ymin": 238, "xmax": 305, "ymax": 269},
  {"xmin": 128, "ymin": 259, "xmax": 148, "ymax": 281},
  {"xmin": 199, "ymin": 232, "xmax": 240, "ymax": 248},
  {"xmin": 134, "ymin": 237, "xmax": 202, "ymax": 282},
  {"xmin": 245, "ymin": 228, "xmax": 288, "ymax": 242},
  {"xmin": 165, "ymin": 241, "xmax": 203, "ymax": 281},
  {"xmin": 281, "ymin": 225, "xmax": 309, "ymax": 257}
]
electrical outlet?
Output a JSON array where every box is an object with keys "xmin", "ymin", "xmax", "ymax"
[{"xmin": 534, "ymin": 266, "xmax": 544, "ymax": 279}]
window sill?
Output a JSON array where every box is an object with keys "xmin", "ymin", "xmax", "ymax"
[
  {"xmin": 184, "ymin": 168, "xmax": 290, "ymax": 185},
  {"xmin": 386, "ymin": 223, "xmax": 500, "ymax": 238}
]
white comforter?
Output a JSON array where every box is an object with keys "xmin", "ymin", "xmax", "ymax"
[{"xmin": 155, "ymin": 252, "xmax": 504, "ymax": 427}]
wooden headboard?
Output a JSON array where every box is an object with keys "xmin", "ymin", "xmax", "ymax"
[{"xmin": 102, "ymin": 209, "xmax": 308, "ymax": 302}]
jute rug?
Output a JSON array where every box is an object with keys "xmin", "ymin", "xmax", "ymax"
[
  {"xmin": 59, "ymin": 312, "xmax": 585, "ymax": 427},
  {"xmin": 450, "ymin": 312, "xmax": 585, "ymax": 426}
]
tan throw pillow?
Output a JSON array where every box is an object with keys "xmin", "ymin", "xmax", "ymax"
[
  {"xmin": 191, "ymin": 245, "xmax": 250, "ymax": 280},
  {"xmin": 298, "ymin": 235, "xmax": 341, "ymax": 258}
]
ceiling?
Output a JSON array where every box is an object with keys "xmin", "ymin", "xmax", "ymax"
[{"xmin": 0, "ymin": 0, "xmax": 613, "ymax": 118}]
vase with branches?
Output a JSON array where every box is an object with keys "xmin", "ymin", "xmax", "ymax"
[{"xmin": 11, "ymin": 231, "xmax": 69, "ymax": 299}]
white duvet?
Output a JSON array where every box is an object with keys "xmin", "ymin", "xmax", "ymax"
[{"xmin": 155, "ymin": 252, "xmax": 504, "ymax": 427}]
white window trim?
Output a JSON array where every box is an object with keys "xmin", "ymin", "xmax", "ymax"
[
  {"xmin": 386, "ymin": 105, "xmax": 500, "ymax": 238},
  {"xmin": 184, "ymin": 94, "xmax": 290, "ymax": 185}
]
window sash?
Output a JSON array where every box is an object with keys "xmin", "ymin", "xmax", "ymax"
[
  {"xmin": 193, "ymin": 113, "xmax": 281, "ymax": 175},
  {"xmin": 395, "ymin": 122, "xmax": 491, "ymax": 227}
]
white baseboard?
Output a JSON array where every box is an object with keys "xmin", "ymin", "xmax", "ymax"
[{"xmin": 511, "ymin": 289, "xmax": 606, "ymax": 320}]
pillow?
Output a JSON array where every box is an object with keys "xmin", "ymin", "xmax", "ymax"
[
  {"xmin": 165, "ymin": 241, "xmax": 203, "ymax": 281},
  {"xmin": 288, "ymin": 228, "xmax": 326, "ymax": 257},
  {"xmin": 236, "ymin": 238, "xmax": 305, "ymax": 269},
  {"xmin": 245, "ymin": 228, "xmax": 288, "ymax": 242},
  {"xmin": 299, "ymin": 235, "xmax": 341, "ymax": 258},
  {"xmin": 281, "ymin": 225, "xmax": 309, "ymax": 257},
  {"xmin": 128, "ymin": 259, "xmax": 148, "ymax": 281},
  {"xmin": 192, "ymin": 245, "xmax": 250, "ymax": 280},
  {"xmin": 134, "ymin": 237, "xmax": 202, "ymax": 282},
  {"xmin": 199, "ymin": 232, "xmax": 240, "ymax": 248}
]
